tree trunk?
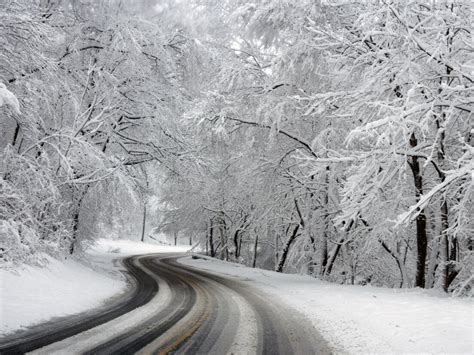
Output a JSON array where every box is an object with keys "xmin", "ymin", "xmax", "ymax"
[
  {"xmin": 205, "ymin": 223, "xmax": 209, "ymax": 256},
  {"xmin": 69, "ymin": 186, "xmax": 89, "ymax": 255},
  {"xmin": 12, "ymin": 123, "xmax": 20, "ymax": 146},
  {"xmin": 234, "ymin": 216, "xmax": 247, "ymax": 259},
  {"xmin": 140, "ymin": 203, "xmax": 146, "ymax": 242},
  {"xmin": 435, "ymin": 119, "xmax": 458, "ymax": 291},
  {"xmin": 425, "ymin": 236, "xmax": 439, "ymax": 289},
  {"xmin": 319, "ymin": 167, "xmax": 330, "ymax": 275},
  {"xmin": 439, "ymin": 200, "xmax": 450, "ymax": 290},
  {"xmin": 233, "ymin": 229, "xmax": 240, "ymax": 258},
  {"xmin": 409, "ymin": 133, "xmax": 428, "ymax": 288},
  {"xmin": 218, "ymin": 215, "xmax": 228, "ymax": 261},
  {"xmin": 324, "ymin": 238, "xmax": 343, "ymax": 277},
  {"xmin": 320, "ymin": 233, "xmax": 328, "ymax": 275},
  {"xmin": 380, "ymin": 240, "xmax": 411, "ymax": 288},
  {"xmin": 70, "ymin": 209, "xmax": 80, "ymax": 255},
  {"xmin": 446, "ymin": 237, "xmax": 459, "ymax": 288},
  {"xmin": 276, "ymin": 224, "xmax": 300, "ymax": 272},
  {"xmin": 274, "ymin": 231, "xmax": 279, "ymax": 270},
  {"xmin": 252, "ymin": 233, "xmax": 259, "ymax": 268},
  {"xmin": 209, "ymin": 219, "xmax": 215, "ymax": 257},
  {"xmin": 323, "ymin": 219, "xmax": 354, "ymax": 277},
  {"xmin": 238, "ymin": 234, "xmax": 243, "ymax": 259}
]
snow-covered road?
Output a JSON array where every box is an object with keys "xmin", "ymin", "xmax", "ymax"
[
  {"xmin": 1, "ymin": 253, "xmax": 329, "ymax": 354},
  {"xmin": 1, "ymin": 239, "xmax": 472, "ymax": 354},
  {"xmin": 180, "ymin": 255, "xmax": 473, "ymax": 354}
]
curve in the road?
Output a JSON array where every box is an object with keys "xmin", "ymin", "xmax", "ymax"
[
  {"xmin": 0, "ymin": 256, "xmax": 158, "ymax": 355},
  {"xmin": 0, "ymin": 253, "xmax": 332, "ymax": 355},
  {"xmin": 83, "ymin": 256, "xmax": 198, "ymax": 355}
]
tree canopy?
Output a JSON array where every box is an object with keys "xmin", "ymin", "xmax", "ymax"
[{"xmin": 1, "ymin": 0, "xmax": 472, "ymax": 295}]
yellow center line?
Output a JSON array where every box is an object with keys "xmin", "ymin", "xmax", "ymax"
[{"xmin": 154, "ymin": 278, "xmax": 211, "ymax": 355}]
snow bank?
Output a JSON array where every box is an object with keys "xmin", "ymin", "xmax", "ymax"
[
  {"xmin": 0, "ymin": 238, "xmax": 191, "ymax": 336},
  {"xmin": 0, "ymin": 255, "xmax": 125, "ymax": 335},
  {"xmin": 180, "ymin": 256, "xmax": 473, "ymax": 354},
  {"xmin": 91, "ymin": 238, "xmax": 191, "ymax": 256}
]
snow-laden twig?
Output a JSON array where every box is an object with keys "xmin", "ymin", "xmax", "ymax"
[
  {"xmin": 0, "ymin": 82, "xmax": 20, "ymax": 114},
  {"xmin": 396, "ymin": 163, "xmax": 474, "ymax": 226}
]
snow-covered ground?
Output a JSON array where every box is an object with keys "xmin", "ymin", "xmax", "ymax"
[
  {"xmin": 0, "ymin": 254, "xmax": 124, "ymax": 335},
  {"xmin": 0, "ymin": 238, "xmax": 190, "ymax": 335},
  {"xmin": 91, "ymin": 238, "xmax": 191, "ymax": 257},
  {"xmin": 2, "ymin": 238, "xmax": 471, "ymax": 354},
  {"xmin": 180, "ymin": 255, "xmax": 473, "ymax": 355}
]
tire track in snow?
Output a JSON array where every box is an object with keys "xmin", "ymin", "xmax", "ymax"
[{"xmin": 1, "ymin": 253, "xmax": 331, "ymax": 354}]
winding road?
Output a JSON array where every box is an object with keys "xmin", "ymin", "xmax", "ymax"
[{"xmin": 0, "ymin": 254, "xmax": 331, "ymax": 354}]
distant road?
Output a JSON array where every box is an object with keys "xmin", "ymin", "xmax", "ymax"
[{"xmin": 0, "ymin": 254, "xmax": 330, "ymax": 354}]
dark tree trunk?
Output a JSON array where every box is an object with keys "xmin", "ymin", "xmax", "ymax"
[
  {"xmin": 323, "ymin": 219, "xmax": 355, "ymax": 277},
  {"xmin": 12, "ymin": 123, "xmax": 20, "ymax": 146},
  {"xmin": 324, "ymin": 239, "xmax": 342, "ymax": 277},
  {"xmin": 205, "ymin": 223, "xmax": 209, "ymax": 256},
  {"xmin": 219, "ymin": 215, "xmax": 228, "ymax": 261},
  {"xmin": 439, "ymin": 197, "xmax": 449, "ymax": 291},
  {"xmin": 69, "ymin": 186, "xmax": 89, "ymax": 255},
  {"xmin": 409, "ymin": 133, "xmax": 428, "ymax": 288},
  {"xmin": 233, "ymin": 229, "xmax": 240, "ymax": 258},
  {"xmin": 238, "ymin": 234, "xmax": 243, "ymax": 258},
  {"xmin": 252, "ymin": 233, "xmax": 259, "ymax": 268},
  {"xmin": 276, "ymin": 224, "xmax": 300, "ymax": 272},
  {"xmin": 70, "ymin": 210, "xmax": 80, "ymax": 255},
  {"xmin": 435, "ymin": 117, "xmax": 458, "ymax": 291},
  {"xmin": 320, "ymin": 167, "xmax": 330, "ymax": 275},
  {"xmin": 447, "ymin": 238, "xmax": 459, "ymax": 285},
  {"xmin": 380, "ymin": 240, "xmax": 410, "ymax": 287},
  {"xmin": 442, "ymin": 52, "xmax": 459, "ymax": 290},
  {"xmin": 209, "ymin": 219, "xmax": 215, "ymax": 257},
  {"xmin": 141, "ymin": 203, "xmax": 146, "ymax": 242}
]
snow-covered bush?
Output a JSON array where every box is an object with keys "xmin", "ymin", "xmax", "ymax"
[{"xmin": 0, "ymin": 147, "xmax": 71, "ymax": 267}]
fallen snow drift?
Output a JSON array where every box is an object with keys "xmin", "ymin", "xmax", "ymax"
[
  {"xmin": 0, "ymin": 238, "xmax": 191, "ymax": 335},
  {"xmin": 180, "ymin": 255, "xmax": 473, "ymax": 354}
]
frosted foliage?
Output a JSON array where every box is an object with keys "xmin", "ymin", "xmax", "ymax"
[
  {"xmin": 0, "ymin": 83, "xmax": 20, "ymax": 114},
  {"xmin": 0, "ymin": 1, "xmax": 190, "ymax": 263},
  {"xmin": 1, "ymin": 148, "xmax": 70, "ymax": 267},
  {"xmin": 156, "ymin": 0, "xmax": 472, "ymax": 295},
  {"xmin": 1, "ymin": 0, "xmax": 473, "ymax": 295}
]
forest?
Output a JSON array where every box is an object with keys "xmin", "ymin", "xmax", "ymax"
[{"xmin": 1, "ymin": 0, "xmax": 472, "ymax": 296}]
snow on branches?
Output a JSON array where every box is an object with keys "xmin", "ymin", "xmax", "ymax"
[{"xmin": 0, "ymin": 82, "xmax": 20, "ymax": 114}]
